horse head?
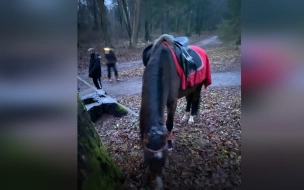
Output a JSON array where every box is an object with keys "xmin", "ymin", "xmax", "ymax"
[
  {"xmin": 143, "ymin": 126, "xmax": 168, "ymax": 152},
  {"xmin": 143, "ymin": 125, "xmax": 168, "ymax": 189}
]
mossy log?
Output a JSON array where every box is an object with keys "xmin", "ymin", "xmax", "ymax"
[
  {"xmin": 78, "ymin": 95, "xmax": 122, "ymax": 190},
  {"xmin": 81, "ymin": 91, "xmax": 128, "ymax": 122}
]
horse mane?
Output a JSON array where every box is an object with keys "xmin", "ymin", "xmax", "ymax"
[
  {"xmin": 151, "ymin": 34, "xmax": 175, "ymax": 53},
  {"xmin": 140, "ymin": 38, "xmax": 173, "ymax": 149}
]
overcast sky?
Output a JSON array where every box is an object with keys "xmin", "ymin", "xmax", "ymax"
[
  {"xmin": 79, "ymin": 0, "xmax": 114, "ymax": 10},
  {"xmin": 104, "ymin": 0, "xmax": 114, "ymax": 9}
]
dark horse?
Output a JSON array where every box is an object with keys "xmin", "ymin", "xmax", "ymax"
[{"xmin": 139, "ymin": 34, "xmax": 211, "ymax": 189}]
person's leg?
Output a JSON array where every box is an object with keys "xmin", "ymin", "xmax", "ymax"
[
  {"xmin": 114, "ymin": 65, "xmax": 119, "ymax": 81},
  {"xmin": 107, "ymin": 64, "xmax": 111, "ymax": 80},
  {"xmin": 113, "ymin": 63, "xmax": 120, "ymax": 81},
  {"xmin": 96, "ymin": 78, "xmax": 102, "ymax": 89},
  {"xmin": 92, "ymin": 78, "xmax": 98, "ymax": 88},
  {"xmin": 93, "ymin": 77, "xmax": 102, "ymax": 89},
  {"xmin": 107, "ymin": 64, "xmax": 113, "ymax": 82}
]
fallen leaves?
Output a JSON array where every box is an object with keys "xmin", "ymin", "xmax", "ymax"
[
  {"xmin": 95, "ymin": 86, "xmax": 241, "ymax": 190},
  {"xmin": 205, "ymin": 45, "xmax": 241, "ymax": 72}
]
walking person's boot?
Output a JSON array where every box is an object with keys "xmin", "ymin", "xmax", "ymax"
[{"xmin": 116, "ymin": 76, "xmax": 121, "ymax": 82}]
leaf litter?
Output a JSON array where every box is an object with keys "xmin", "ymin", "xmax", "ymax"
[{"xmin": 96, "ymin": 86, "xmax": 241, "ymax": 190}]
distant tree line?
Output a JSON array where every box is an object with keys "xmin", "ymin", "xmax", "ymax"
[{"xmin": 78, "ymin": 0, "xmax": 240, "ymax": 47}]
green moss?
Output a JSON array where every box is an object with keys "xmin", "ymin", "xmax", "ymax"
[
  {"xmin": 81, "ymin": 144, "xmax": 122, "ymax": 190},
  {"xmin": 117, "ymin": 104, "xmax": 127, "ymax": 112},
  {"xmin": 78, "ymin": 95, "xmax": 122, "ymax": 190}
]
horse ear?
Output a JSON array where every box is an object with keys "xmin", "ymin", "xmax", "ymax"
[{"xmin": 142, "ymin": 44, "xmax": 153, "ymax": 67}]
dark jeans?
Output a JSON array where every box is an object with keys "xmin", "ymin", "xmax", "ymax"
[
  {"xmin": 107, "ymin": 63, "xmax": 118, "ymax": 79},
  {"xmin": 92, "ymin": 77, "xmax": 102, "ymax": 89}
]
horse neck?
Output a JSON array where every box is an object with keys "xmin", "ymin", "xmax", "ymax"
[{"xmin": 142, "ymin": 45, "xmax": 169, "ymax": 130}]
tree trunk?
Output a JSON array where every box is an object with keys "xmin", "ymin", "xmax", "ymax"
[
  {"xmin": 136, "ymin": 19, "xmax": 141, "ymax": 43},
  {"xmin": 91, "ymin": 0, "xmax": 99, "ymax": 31},
  {"xmin": 77, "ymin": 22, "xmax": 80, "ymax": 47},
  {"xmin": 115, "ymin": 0, "xmax": 124, "ymax": 34},
  {"xmin": 127, "ymin": 0, "xmax": 134, "ymax": 27},
  {"xmin": 144, "ymin": 19, "xmax": 150, "ymax": 41},
  {"xmin": 195, "ymin": 7, "xmax": 200, "ymax": 35},
  {"xmin": 96, "ymin": 0, "xmax": 112, "ymax": 46},
  {"xmin": 186, "ymin": 10, "xmax": 192, "ymax": 37},
  {"xmin": 162, "ymin": 11, "xmax": 169, "ymax": 34},
  {"xmin": 175, "ymin": 17, "xmax": 178, "ymax": 34},
  {"xmin": 131, "ymin": 0, "xmax": 141, "ymax": 47},
  {"xmin": 150, "ymin": 20, "xmax": 153, "ymax": 35},
  {"xmin": 119, "ymin": 0, "xmax": 132, "ymax": 46},
  {"xmin": 78, "ymin": 95, "xmax": 122, "ymax": 190}
]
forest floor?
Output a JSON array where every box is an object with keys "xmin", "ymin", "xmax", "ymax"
[{"xmin": 78, "ymin": 34, "xmax": 241, "ymax": 190}]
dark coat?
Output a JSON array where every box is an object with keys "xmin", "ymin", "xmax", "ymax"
[
  {"xmin": 89, "ymin": 53, "xmax": 101, "ymax": 78},
  {"xmin": 105, "ymin": 50, "xmax": 117, "ymax": 64}
]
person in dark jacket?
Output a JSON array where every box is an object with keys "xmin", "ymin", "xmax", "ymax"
[
  {"xmin": 88, "ymin": 48, "xmax": 102, "ymax": 89},
  {"xmin": 104, "ymin": 46, "xmax": 120, "ymax": 82}
]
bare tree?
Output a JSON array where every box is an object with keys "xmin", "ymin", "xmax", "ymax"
[
  {"xmin": 114, "ymin": 0, "xmax": 124, "ymax": 32},
  {"xmin": 131, "ymin": 0, "xmax": 141, "ymax": 46},
  {"xmin": 119, "ymin": 0, "xmax": 132, "ymax": 45},
  {"xmin": 96, "ymin": 0, "xmax": 112, "ymax": 46},
  {"xmin": 88, "ymin": 0, "xmax": 99, "ymax": 31},
  {"xmin": 77, "ymin": 0, "xmax": 228, "ymax": 47},
  {"xmin": 186, "ymin": 10, "xmax": 192, "ymax": 36},
  {"xmin": 162, "ymin": 10, "xmax": 170, "ymax": 34},
  {"xmin": 119, "ymin": 0, "xmax": 141, "ymax": 47}
]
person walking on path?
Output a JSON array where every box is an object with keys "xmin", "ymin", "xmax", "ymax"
[
  {"xmin": 104, "ymin": 46, "xmax": 120, "ymax": 82},
  {"xmin": 88, "ymin": 48, "xmax": 103, "ymax": 89}
]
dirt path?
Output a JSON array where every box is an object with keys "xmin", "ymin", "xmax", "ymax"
[
  {"xmin": 193, "ymin": 35, "xmax": 222, "ymax": 48},
  {"xmin": 79, "ymin": 70, "xmax": 241, "ymax": 97},
  {"xmin": 78, "ymin": 35, "xmax": 239, "ymax": 97}
]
